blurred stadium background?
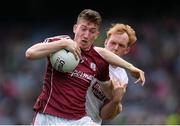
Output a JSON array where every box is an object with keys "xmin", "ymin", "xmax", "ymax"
[{"xmin": 0, "ymin": 0, "xmax": 180, "ymax": 124}]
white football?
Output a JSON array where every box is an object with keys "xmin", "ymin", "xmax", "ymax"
[{"xmin": 50, "ymin": 49, "xmax": 80, "ymax": 73}]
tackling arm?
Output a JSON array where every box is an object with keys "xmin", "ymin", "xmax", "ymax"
[
  {"xmin": 94, "ymin": 47, "xmax": 145, "ymax": 86},
  {"xmin": 100, "ymin": 78, "xmax": 126, "ymax": 120}
]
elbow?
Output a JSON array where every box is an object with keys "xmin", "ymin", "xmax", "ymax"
[
  {"xmin": 101, "ymin": 114, "xmax": 112, "ymax": 120},
  {"xmin": 101, "ymin": 114, "xmax": 117, "ymax": 120},
  {"xmin": 25, "ymin": 49, "xmax": 35, "ymax": 60},
  {"xmin": 100, "ymin": 111, "xmax": 121, "ymax": 120},
  {"xmin": 100, "ymin": 104, "xmax": 122, "ymax": 120}
]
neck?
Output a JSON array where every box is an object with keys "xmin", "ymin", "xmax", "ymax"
[{"xmin": 82, "ymin": 45, "xmax": 92, "ymax": 52}]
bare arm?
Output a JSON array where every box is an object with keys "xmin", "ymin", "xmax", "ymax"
[
  {"xmin": 94, "ymin": 47, "xmax": 145, "ymax": 86},
  {"xmin": 100, "ymin": 78, "xmax": 126, "ymax": 120},
  {"xmin": 95, "ymin": 47, "xmax": 133, "ymax": 70},
  {"xmin": 25, "ymin": 39, "xmax": 81, "ymax": 60}
]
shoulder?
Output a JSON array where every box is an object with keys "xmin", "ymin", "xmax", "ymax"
[
  {"xmin": 110, "ymin": 66, "xmax": 129, "ymax": 84},
  {"xmin": 116, "ymin": 67, "xmax": 127, "ymax": 76}
]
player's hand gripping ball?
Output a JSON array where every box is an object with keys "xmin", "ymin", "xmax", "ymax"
[{"xmin": 50, "ymin": 49, "xmax": 80, "ymax": 72}]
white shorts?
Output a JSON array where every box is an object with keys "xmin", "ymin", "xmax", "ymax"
[{"xmin": 32, "ymin": 112, "xmax": 100, "ymax": 126}]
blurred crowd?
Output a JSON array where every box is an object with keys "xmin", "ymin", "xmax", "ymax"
[{"xmin": 0, "ymin": 17, "xmax": 180, "ymax": 125}]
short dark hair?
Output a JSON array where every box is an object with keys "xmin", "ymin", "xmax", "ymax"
[{"xmin": 77, "ymin": 9, "xmax": 102, "ymax": 29}]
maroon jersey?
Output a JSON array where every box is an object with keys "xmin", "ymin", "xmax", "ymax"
[{"xmin": 33, "ymin": 36, "xmax": 110, "ymax": 120}]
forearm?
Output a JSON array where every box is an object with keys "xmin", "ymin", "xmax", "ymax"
[
  {"xmin": 95, "ymin": 47, "xmax": 134, "ymax": 71},
  {"xmin": 100, "ymin": 101, "xmax": 122, "ymax": 120},
  {"xmin": 99, "ymin": 80, "xmax": 113, "ymax": 99},
  {"xmin": 25, "ymin": 40, "xmax": 66, "ymax": 60}
]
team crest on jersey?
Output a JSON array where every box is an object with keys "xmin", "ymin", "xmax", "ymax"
[{"xmin": 90, "ymin": 62, "xmax": 96, "ymax": 71}]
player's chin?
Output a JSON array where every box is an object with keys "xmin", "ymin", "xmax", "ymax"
[{"xmin": 80, "ymin": 44, "xmax": 91, "ymax": 50}]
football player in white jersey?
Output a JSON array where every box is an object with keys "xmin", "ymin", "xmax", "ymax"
[{"xmin": 86, "ymin": 23, "xmax": 142, "ymax": 124}]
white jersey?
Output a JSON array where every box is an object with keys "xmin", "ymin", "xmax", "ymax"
[{"xmin": 85, "ymin": 65, "xmax": 128, "ymax": 124}]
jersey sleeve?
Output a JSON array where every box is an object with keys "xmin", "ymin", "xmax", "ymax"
[
  {"xmin": 43, "ymin": 35, "xmax": 71, "ymax": 43},
  {"xmin": 110, "ymin": 67, "xmax": 129, "ymax": 85},
  {"xmin": 122, "ymin": 73, "xmax": 128, "ymax": 85},
  {"xmin": 43, "ymin": 35, "xmax": 71, "ymax": 59}
]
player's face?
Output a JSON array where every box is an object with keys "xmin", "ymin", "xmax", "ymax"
[
  {"xmin": 104, "ymin": 33, "xmax": 130, "ymax": 56},
  {"xmin": 73, "ymin": 19, "xmax": 99, "ymax": 51}
]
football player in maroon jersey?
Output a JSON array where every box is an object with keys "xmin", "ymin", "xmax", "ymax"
[{"xmin": 26, "ymin": 9, "xmax": 145, "ymax": 125}]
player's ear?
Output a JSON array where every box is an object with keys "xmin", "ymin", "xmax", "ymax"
[
  {"xmin": 73, "ymin": 24, "xmax": 77, "ymax": 33},
  {"xmin": 124, "ymin": 47, "xmax": 130, "ymax": 55},
  {"xmin": 104, "ymin": 39, "xmax": 108, "ymax": 47}
]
